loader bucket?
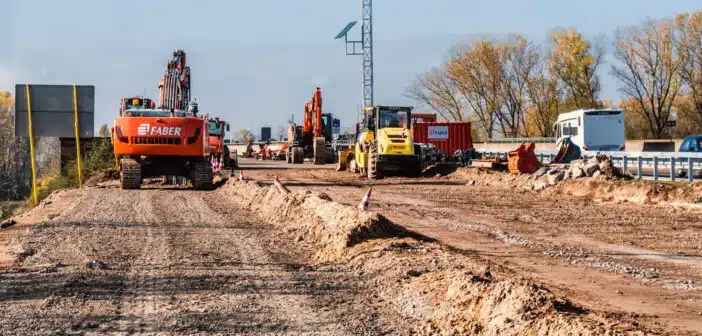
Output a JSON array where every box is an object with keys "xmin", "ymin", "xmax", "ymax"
[{"xmin": 507, "ymin": 142, "xmax": 541, "ymax": 174}]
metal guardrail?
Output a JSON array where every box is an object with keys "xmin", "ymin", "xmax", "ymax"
[
  {"xmin": 475, "ymin": 148, "xmax": 702, "ymax": 182},
  {"xmin": 484, "ymin": 137, "xmax": 557, "ymax": 144}
]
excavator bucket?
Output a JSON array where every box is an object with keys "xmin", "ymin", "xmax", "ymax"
[
  {"xmin": 507, "ymin": 142, "xmax": 541, "ymax": 174},
  {"xmin": 552, "ymin": 137, "xmax": 581, "ymax": 164}
]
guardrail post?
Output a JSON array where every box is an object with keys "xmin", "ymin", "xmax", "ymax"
[
  {"xmin": 637, "ymin": 157, "xmax": 643, "ymax": 179},
  {"xmin": 670, "ymin": 157, "xmax": 675, "ymax": 181},
  {"xmin": 549, "ymin": 154, "xmax": 554, "ymax": 163},
  {"xmin": 623, "ymin": 156, "xmax": 628, "ymax": 175},
  {"xmin": 653, "ymin": 157, "xmax": 659, "ymax": 181},
  {"xmin": 689, "ymin": 158, "xmax": 695, "ymax": 183},
  {"xmin": 539, "ymin": 153, "xmax": 544, "ymax": 163}
]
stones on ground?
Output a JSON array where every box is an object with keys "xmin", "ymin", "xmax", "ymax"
[
  {"xmin": 583, "ymin": 162, "xmax": 600, "ymax": 176},
  {"xmin": 571, "ymin": 167, "xmax": 585, "ymax": 179},
  {"xmin": 533, "ymin": 167, "xmax": 550, "ymax": 178},
  {"xmin": 466, "ymin": 180, "xmax": 476, "ymax": 186},
  {"xmin": 547, "ymin": 169, "xmax": 565, "ymax": 185},
  {"xmin": 592, "ymin": 170, "xmax": 602, "ymax": 179},
  {"xmin": 87, "ymin": 260, "xmax": 108, "ymax": 270},
  {"xmin": 533, "ymin": 181, "xmax": 548, "ymax": 191},
  {"xmin": 0, "ymin": 219, "xmax": 17, "ymax": 229}
]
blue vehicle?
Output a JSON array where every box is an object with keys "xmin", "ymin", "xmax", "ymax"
[{"xmin": 678, "ymin": 135, "xmax": 702, "ymax": 152}]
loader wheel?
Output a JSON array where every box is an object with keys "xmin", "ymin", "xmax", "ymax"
[
  {"xmin": 367, "ymin": 144, "xmax": 381, "ymax": 179},
  {"xmin": 286, "ymin": 148, "xmax": 292, "ymax": 164},
  {"xmin": 191, "ymin": 160, "xmax": 214, "ymax": 190},
  {"xmin": 120, "ymin": 158, "xmax": 142, "ymax": 190}
]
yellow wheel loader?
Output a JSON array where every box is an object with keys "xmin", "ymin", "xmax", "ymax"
[{"xmin": 337, "ymin": 106, "xmax": 422, "ymax": 179}]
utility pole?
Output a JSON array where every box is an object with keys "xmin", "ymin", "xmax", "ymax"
[{"xmin": 334, "ymin": 0, "xmax": 374, "ymax": 110}]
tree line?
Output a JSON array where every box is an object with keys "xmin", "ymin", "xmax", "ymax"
[{"xmin": 405, "ymin": 11, "xmax": 702, "ymax": 141}]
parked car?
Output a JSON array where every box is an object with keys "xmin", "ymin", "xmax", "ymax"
[
  {"xmin": 677, "ymin": 134, "xmax": 702, "ymax": 177},
  {"xmin": 679, "ymin": 134, "xmax": 702, "ymax": 152}
]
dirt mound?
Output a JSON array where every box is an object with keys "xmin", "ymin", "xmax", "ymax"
[
  {"xmin": 546, "ymin": 178, "xmax": 702, "ymax": 205},
  {"xmin": 421, "ymin": 163, "xmax": 459, "ymax": 177},
  {"xmin": 222, "ymin": 178, "xmax": 653, "ymax": 334},
  {"xmin": 451, "ymin": 167, "xmax": 702, "ymax": 206},
  {"xmin": 344, "ymin": 239, "xmax": 648, "ymax": 335},
  {"xmin": 84, "ymin": 169, "xmax": 119, "ymax": 186},
  {"xmin": 218, "ymin": 180, "xmax": 407, "ymax": 261}
]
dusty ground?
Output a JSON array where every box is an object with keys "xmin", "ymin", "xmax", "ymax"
[
  {"xmin": 0, "ymin": 157, "xmax": 700, "ymax": 335},
  {"xmin": 0, "ymin": 186, "xmax": 405, "ymax": 335},
  {"xmin": 241, "ymin": 158, "xmax": 702, "ymax": 335}
]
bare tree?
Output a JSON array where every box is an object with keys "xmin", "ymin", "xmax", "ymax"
[
  {"xmin": 525, "ymin": 53, "xmax": 562, "ymax": 137},
  {"xmin": 674, "ymin": 12, "xmax": 702, "ymax": 129},
  {"xmin": 446, "ymin": 41, "xmax": 503, "ymax": 139},
  {"xmin": 611, "ymin": 20, "xmax": 683, "ymax": 138},
  {"xmin": 498, "ymin": 35, "xmax": 540, "ymax": 137},
  {"xmin": 404, "ymin": 67, "xmax": 466, "ymax": 121}
]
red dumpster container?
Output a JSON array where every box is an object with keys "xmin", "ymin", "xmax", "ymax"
[
  {"xmin": 412, "ymin": 122, "xmax": 473, "ymax": 156},
  {"xmin": 411, "ymin": 113, "xmax": 437, "ymax": 123}
]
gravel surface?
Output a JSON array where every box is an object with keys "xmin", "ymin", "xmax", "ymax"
[{"xmin": 0, "ymin": 188, "xmax": 402, "ymax": 335}]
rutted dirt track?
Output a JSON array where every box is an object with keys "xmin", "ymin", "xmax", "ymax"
[
  {"xmin": 1, "ymin": 158, "xmax": 701, "ymax": 335},
  {"xmin": 0, "ymin": 187, "xmax": 394, "ymax": 335}
]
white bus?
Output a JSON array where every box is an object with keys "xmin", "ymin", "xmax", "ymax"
[{"xmin": 554, "ymin": 108, "xmax": 626, "ymax": 152}]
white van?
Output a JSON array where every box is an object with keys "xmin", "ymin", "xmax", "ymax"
[{"xmin": 554, "ymin": 108, "xmax": 626, "ymax": 151}]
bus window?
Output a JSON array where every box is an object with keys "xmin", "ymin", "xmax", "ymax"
[
  {"xmin": 562, "ymin": 123, "xmax": 570, "ymax": 136},
  {"xmin": 570, "ymin": 125, "xmax": 578, "ymax": 136}
]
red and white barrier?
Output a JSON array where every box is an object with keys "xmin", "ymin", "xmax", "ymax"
[{"xmin": 239, "ymin": 169, "xmax": 247, "ymax": 183}]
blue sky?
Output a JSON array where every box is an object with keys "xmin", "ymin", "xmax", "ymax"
[{"xmin": 2, "ymin": 0, "xmax": 701, "ymax": 135}]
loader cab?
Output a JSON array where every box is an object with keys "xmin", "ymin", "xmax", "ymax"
[{"xmin": 361, "ymin": 105, "xmax": 412, "ymax": 132}]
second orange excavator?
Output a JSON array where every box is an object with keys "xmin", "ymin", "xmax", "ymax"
[{"xmin": 285, "ymin": 87, "xmax": 335, "ymax": 164}]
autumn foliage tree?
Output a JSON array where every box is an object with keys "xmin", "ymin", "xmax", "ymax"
[
  {"xmin": 409, "ymin": 11, "xmax": 702, "ymax": 140},
  {"xmin": 407, "ymin": 29, "xmax": 602, "ymax": 139},
  {"xmin": 674, "ymin": 11, "xmax": 702, "ymax": 132},
  {"xmin": 611, "ymin": 19, "xmax": 683, "ymax": 139}
]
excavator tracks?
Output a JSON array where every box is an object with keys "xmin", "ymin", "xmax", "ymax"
[
  {"xmin": 120, "ymin": 158, "xmax": 142, "ymax": 190},
  {"xmin": 191, "ymin": 160, "xmax": 214, "ymax": 190}
]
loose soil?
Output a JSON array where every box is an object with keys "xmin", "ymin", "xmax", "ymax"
[
  {"xmin": 1, "ymin": 158, "xmax": 700, "ymax": 335},
  {"xmin": 240, "ymin": 158, "xmax": 702, "ymax": 335}
]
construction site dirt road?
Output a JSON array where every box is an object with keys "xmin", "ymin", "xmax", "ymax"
[{"xmin": 0, "ymin": 157, "xmax": 701, "ymax": 335}]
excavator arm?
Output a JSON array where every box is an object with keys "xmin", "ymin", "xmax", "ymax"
[{"xmin": 158, "ymin": 49, "xmax": 191, "ymax": 110}]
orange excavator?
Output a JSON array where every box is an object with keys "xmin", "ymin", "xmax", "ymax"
[
  {"xmin": 202, "ymin": 113, "xmax": 237, "ymax": 178},
  {"xmin": 286, "ymin": 87, "xmax": 334, "ymax": 164},
  {"xmin": 112, "ymin": 50, "xmax": 213, "ymax": 190}
]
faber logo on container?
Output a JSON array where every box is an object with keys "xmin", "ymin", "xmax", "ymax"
[
  {"xmin": 428, "ymin": 125, "xmax": 449, "ymax": 140},
  {"xmin": 136, "ymin": 123, "xmax": 182, "ymax": 136}
]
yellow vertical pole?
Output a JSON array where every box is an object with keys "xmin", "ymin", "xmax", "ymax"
[
  {"xmin": 72, "ymin": 85, "xmax": 83, "ymax": 188},
  {"xmin": 25, "ymin": 85, "xmax": 39, "ymax": 205}
]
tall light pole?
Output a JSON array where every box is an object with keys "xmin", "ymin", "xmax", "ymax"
[{"xmin": 334, "ymin": 0, "xmax": 374, "ymax": 110}]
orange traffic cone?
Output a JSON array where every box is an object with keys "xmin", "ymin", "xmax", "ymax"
[
  {"xmin": 274, "ymin": 176, "xmax": 290, "ymax": 194},
  {"xmin": 358, "ymin": 188, "xmax": 372, "ymax": 210},
  {"xmin": 239, "ymin": 169, "xmax": 247, "ymax": 183}
]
